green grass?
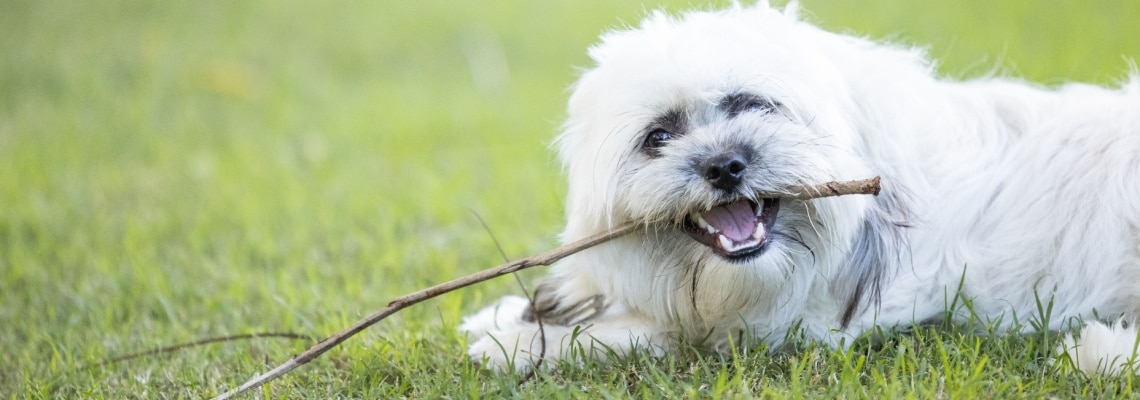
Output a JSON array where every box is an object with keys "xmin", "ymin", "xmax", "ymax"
[{"xmin": 2, "ymin": 0, "xmax": 1138, "ymax": 398}]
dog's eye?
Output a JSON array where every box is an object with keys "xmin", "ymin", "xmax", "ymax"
[
  {"xmin": 642, "ymin": 129, "xmax": 672, "ymax": 156},
  {"xmin": 743, "ymin": 100, "xmax": 773, "ymax": 113},
  {"xmin": 723, "ymin": 94, "xmax": 779, "ymax": 118},
  {"xmin": 732, "ymin": 99, "xmax": 777, "ymax": 117}
]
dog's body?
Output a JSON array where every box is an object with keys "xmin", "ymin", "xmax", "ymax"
[{"xmin": 462, "ymin": 3, "xmax": 1140, "ymax": 373}]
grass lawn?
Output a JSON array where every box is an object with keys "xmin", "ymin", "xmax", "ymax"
[{"xmin": 3, "ymin": 0, "xmax": 1139, "ymax": 398}]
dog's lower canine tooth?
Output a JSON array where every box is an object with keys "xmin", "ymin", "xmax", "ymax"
[{"xmin": 717, "ymin": 235, "xmax": 732, "ymax": 250}]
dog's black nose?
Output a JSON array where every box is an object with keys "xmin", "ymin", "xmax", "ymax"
[{"xmin": 701, "ymin": 152, "xmax": 747, "ymax": 191}]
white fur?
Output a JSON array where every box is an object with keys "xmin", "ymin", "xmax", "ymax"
[
  {"xmin": 461, "ymin": 3, "xmax": 1140, "ymax": 373},
  {"xmin": 1059, "ymin": 321, "xmax": 1140, "ymax": 375}
]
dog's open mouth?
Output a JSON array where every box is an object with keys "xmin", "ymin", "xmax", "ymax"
[{"xmin": 682, "ymin": 198, "xmax": 780, "ymax": 261}]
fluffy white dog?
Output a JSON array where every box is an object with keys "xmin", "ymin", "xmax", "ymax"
[{"xmin": 462, "ymin": 2, "xmax": 1140, "ymax": 374}]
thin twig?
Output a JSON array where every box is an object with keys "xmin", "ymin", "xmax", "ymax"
[
  {"xmin": 782, "ymin": 176, "xmax": 881, "ymax": 199},
  {"xmin": 469, "ymin": 210, "xmax": 549, "ymax": 383},
  {"xmin": 85, "ymin": 332, "xmax": 314, "ymax": 370},
  {"xmin": 512, "ymin": 271, "xmax": 547, "ymax": 385},
  {"xmin": 210, "ymin": 176, "xmax": 880, "ymax": 399}
]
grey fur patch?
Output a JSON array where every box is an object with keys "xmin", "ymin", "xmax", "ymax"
[
  {"xmin": 522, "ymin": 281, "xmax": 608, "ymax": 326},
  {"xmin": 837, "ymin": 180, "xmax": 913, "ymax": 327}
]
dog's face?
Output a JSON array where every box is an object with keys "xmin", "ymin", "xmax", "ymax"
[
  {"xmin": 606, "ymin": 89, "xmax": 827, "ymax": 263},
  {"xmin": 555, "ymin": 6, "xmax": 908, "ymax": 324}
]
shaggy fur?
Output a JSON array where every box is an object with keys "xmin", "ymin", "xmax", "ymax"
[{"xmin": 461, "ymin": 3, "xmax": 1140, "ymax": 374}]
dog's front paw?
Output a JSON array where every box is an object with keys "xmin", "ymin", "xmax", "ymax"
[
  {"xmin": 459, "ymin": 295, "xmax": 530, "ymax": 341},
  {"xmin": 462, "ymin": 295, "xmax": 552, "ymax": 372},
  {"xmin": 466, "ymin": 328, "xmax": 545, "ymax": 372}
]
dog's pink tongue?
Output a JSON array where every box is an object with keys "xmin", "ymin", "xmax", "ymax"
[{"xmin": 702, "ymin": 199, "xmax": 758, "ymax": 242}]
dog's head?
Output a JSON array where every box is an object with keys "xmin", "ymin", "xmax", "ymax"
[{"xmin": 556, "ymin": 4, "xmax": 911, "ymax": 325}]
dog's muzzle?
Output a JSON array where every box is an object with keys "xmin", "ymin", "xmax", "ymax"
[
  {"xmin": 682, "ymin": 198, "xmax": 780, "ymax": 261},
  {"xmin": 678, "ymin": 149, "xmax": 780, "ymax": 261}
]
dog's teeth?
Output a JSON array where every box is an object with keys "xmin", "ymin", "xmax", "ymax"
[
  {"xmin": 717, "ymin": 235, "xmax": 732, "ymax": 250},
  {"xmin": 693, "ymin": 213, "xmax": 717, "ymax": 234},
  {"xmin": 753, "ymin": 224, "xmax": 765, "ymax": 240}
]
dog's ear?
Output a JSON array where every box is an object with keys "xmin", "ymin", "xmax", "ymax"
[{"xmin": 836, "ymin": 180, "xmax": 912, "ymax": 328}]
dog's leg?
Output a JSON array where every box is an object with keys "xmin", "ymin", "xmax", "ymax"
[
  {"xmin": 1059, "ymin": 320, "xmax": 1140, "ymax": 375},
  {"xmin": 461, "ymin": 280, "xmax": 665, "ymax": 371},
  {"xmin": 459, "ymin": 295, "xmax": 533, "ymax": 340},
  {"xmin": 463, "ymin": 304, "xmax": 665, "ymax": 372}
]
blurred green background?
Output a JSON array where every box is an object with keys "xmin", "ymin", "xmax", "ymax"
[{"xmin": 2, "ymin": 0, "xmax": 1138, "ymax": 397}]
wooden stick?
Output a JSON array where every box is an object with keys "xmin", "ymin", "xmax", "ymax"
[
  {"xmin": 783, "ymin": 176, "xmax": 880, "ymax": 200},
  {"xmin": 86, "ymin": 332, "xmax": 313, "ymax": 370},
  {"xmin": 210, "ymin": 176, "xmax": 880, "ymax": 399}
]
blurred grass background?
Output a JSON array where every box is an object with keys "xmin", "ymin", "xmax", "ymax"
[{"xmin": 1, "ymin": 0, "xmax": 1138, "ymax": 397}]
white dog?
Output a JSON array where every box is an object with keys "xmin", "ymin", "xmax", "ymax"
[{"xmin": 462, "ymin": 2, "xmax": 1140, "ymax": 375}]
